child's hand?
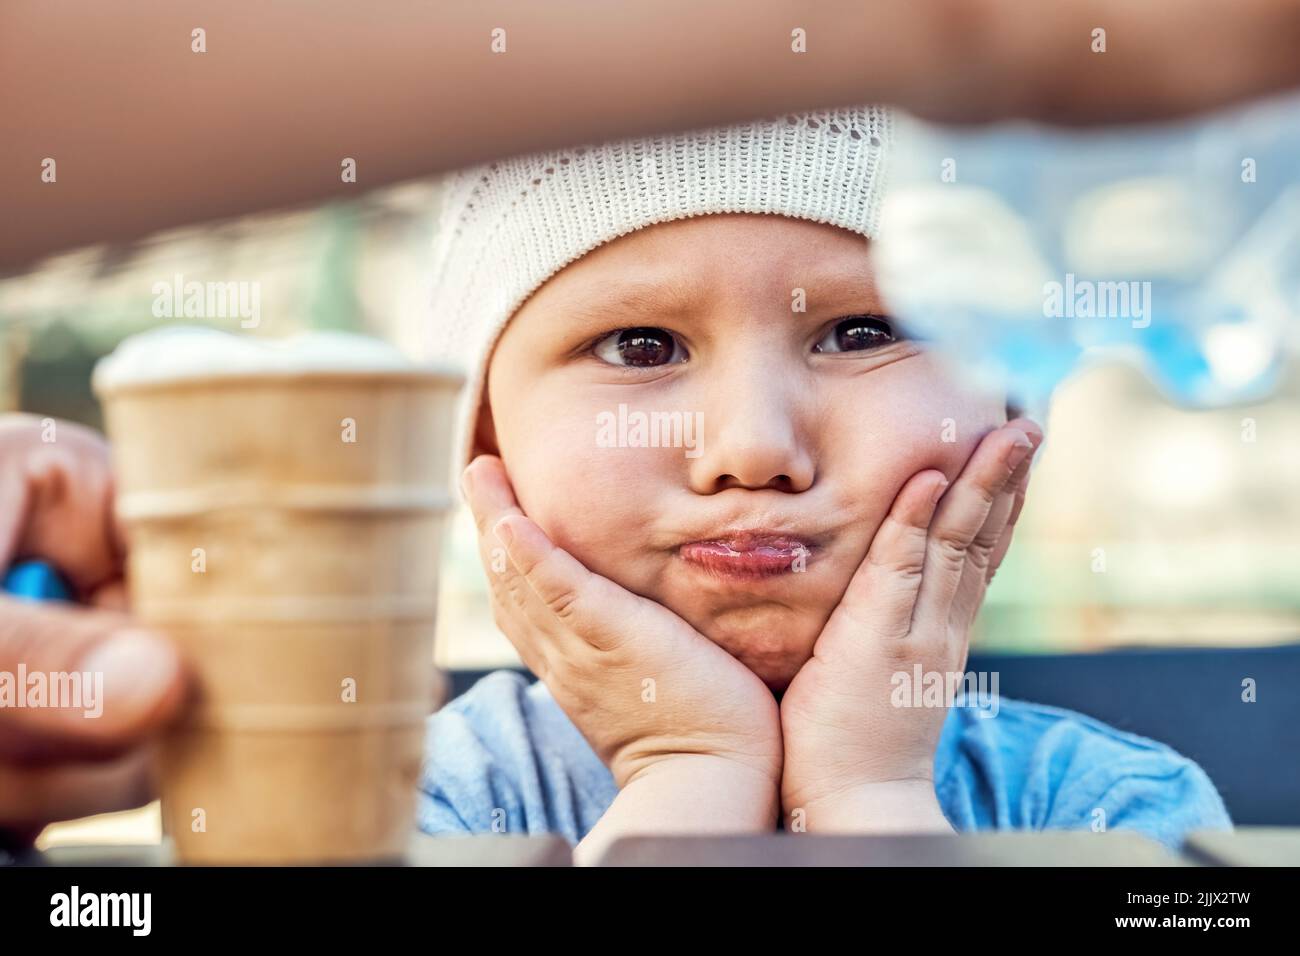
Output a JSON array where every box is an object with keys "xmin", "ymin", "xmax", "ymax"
[
  {"xmin": 461, "ymin": 455, "xmax": 783, "ymax": 797},
  {"xmin": 777, "ymin": 419, "xmax": 1043, "ymax": 832}
]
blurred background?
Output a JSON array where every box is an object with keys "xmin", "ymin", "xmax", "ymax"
[{"xmin": 3, "ymin": 174, "xmax": 1298, "ymax": 846}]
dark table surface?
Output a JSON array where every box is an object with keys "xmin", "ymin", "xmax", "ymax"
[
  {"xmin": 1181, "ymin": 828, "xmax": 1300, "ymax": 867},
  {"xmin": 596, "ymin": 831, "xmax": 1185, "ymax": 867},
  {"xmin": 10, "ymin": 827, "xmax": 1297, "ymax": 867},
  {"xmin": 14, "ymin": 833, "xmax": 573, "ymax": 868}
]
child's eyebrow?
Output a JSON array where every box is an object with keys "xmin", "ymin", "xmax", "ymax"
[
  {"xmin": 561, "ymin": 277, "xmax": 699, "ymax": 324},
  {"xmin": 795, "ymin": 265, "xmax": 883, "ymax": 313},
  {"xmin": 555, "ymin": 264, "xmax": 883, "ymax": 329}
]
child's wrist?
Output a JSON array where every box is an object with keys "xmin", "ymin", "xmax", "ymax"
[
  {"xmin": 624, "ymin": 753, "xmax": 782, "ymax": 827},
  {"xmin": 619, "ymin": 749, "xmax": 779, "ymax": 791},
  {"xmin": 574, "ymin": 754, "xmax": 780, "ymax": 865},
  {"xmin": 784, "ymin": 778, "xmax": 953, "ymax": 834}
]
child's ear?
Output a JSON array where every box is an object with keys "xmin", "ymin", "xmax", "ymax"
[{"xmin": 471, "ymin": 401, "xmax": 501, "ymax": 459}]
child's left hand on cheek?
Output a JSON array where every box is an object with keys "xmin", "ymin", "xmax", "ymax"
[{"xmin": 778, "ymin": 418, "xmax": 1043, "ymax": 833}]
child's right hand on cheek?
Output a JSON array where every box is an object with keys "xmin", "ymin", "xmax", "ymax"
[{"xmin": 461, "ymin": 455, "xmax": 784, "ymax": 850}]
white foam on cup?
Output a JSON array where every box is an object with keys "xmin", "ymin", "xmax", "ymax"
[{"xmin": 93, "ymin": 325, "xmax": 463, "ymax": 393}]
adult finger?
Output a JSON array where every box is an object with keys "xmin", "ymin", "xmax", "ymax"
[
  {"xmin": 909, "ymin": 0, "xmax": 1300, "ymax": 126},
  {"xmin": 90, "ymin": 579, "xmax": 130, "ymax": 612},
  {"xmin": 0, "ymin": 598, "xmax": 188, "ymax": 763},
  {"xmin": 0, "ymin": 417, "xmax": 124, "ymax": 598},
  {"xmin": 0, "ymin": 745, "xmax": 156, "ymax": 826},
  {"xmin": 0, "ymin": 465, "xmax": 31, "ymax": 572}
]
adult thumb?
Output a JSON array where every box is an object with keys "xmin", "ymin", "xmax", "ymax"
[{"xmin": 0, "ymin": 597, "xmax": 188, "ymax": 762}]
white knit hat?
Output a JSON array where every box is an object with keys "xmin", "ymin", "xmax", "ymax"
[{"xmin": 427, "ymin": 105, "xmax": 894, "ymax": 495}]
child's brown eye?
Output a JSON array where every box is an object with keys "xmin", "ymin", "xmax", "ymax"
[
  {"xmin": 593, "ymin": 327, "xmax": 686, "ymax": 368},
  {"xmin": 813, "ymin": 315, "xmax": 897, "ymax": 353}
]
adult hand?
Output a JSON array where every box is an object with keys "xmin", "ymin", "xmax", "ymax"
[{"xmin": 0, "ymin": 414, "xmax": 187, "ymax": 846}]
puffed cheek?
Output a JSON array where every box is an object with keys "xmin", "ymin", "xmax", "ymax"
[
  {"xmin": 873, "ymin": 425, "xmax": 972, "ymax": 489},
  {"xmin": 501, "ymin": 431, "xmax": 596, "ymax": 516},
  {"xmin": 922, "ymin": 408, "xmax": 1006, "ymax": 482},
  {"xmin": 505, "ymin": 464, "xmax": 623, "ymax": 571},
  {"xmin": 933, "ymin": 434, "xmax": 984, "ymax": 483}
]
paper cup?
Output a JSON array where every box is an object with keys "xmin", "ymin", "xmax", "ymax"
[{"xmin": 95, "ymin": 352, "xmax": 462, "ymax": 864}]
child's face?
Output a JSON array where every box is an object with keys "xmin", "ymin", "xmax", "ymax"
[{"xmin": 475, "ymin": 213, "xmax": 1006, "ymax": 693}]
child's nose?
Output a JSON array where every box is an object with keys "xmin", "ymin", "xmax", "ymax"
[{"xmin": 686, "ymin": 372, "xmax": 815, "ymax": 494}]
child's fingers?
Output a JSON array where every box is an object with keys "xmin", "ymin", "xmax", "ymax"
[
  {"xmin": 950, "ymin": 418, "xmax": 1041, "ymax": 610},
  {"xmin": 911, "ymin": 424, "xmax": 1034, "ymax": 638},
  {"xmin": 463, "ymin": 455, "xmax": 692, "ymax": 664},
  {"xmin": 460, "ymin": 457, "xmax": 527, "ymax": 600},
  {"xmin": 491, "ymin": 513, "xmax": 640, "ymax": 654},
  {"xmin": 459, "ymin": 455, "xmax": 574, "ymax": 673},
  {"xmin": 961, "ymin": 418, "xmax": 1040, "ymax": 582},
  {"xmin": 947, "ymin": 432, "xmax": 1039, "ymax": 633},
  {"xmin": 984, "ymin": 464, "xmax": 1031, "ymax": 584},
  {"xmin": 825, "ymin": 469, "xmax": 947, "ymax": 645},
  {"xmin": 461, "ymin": 455, "xmax": 521, "ymax": 536}
]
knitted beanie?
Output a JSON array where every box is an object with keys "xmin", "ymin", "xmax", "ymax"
[{"xmin": 426, "ymin": 105, "xmax": 894, "ymax": 495}]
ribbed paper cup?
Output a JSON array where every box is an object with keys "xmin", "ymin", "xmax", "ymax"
[{"xmin": 94, "ymin": 362, "xmax": 462, "ymax": 864}]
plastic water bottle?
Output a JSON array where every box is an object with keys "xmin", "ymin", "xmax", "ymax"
[
  {"xmin": 2, "ymin": 560, "xmax": 72, "ymax": 602},
  {"xmin": 874, "ymin": 90, "xmax": 1300, "ymax": 411}
]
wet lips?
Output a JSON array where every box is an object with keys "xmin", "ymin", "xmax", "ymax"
[{"xmin": 678, "ymin": 533, "xmax": 811, "ymax": 579}]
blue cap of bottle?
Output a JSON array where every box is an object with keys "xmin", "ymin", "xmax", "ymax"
[{"xmin": 1, "ymin": 560, "xmax": 73, "ymax": 603}]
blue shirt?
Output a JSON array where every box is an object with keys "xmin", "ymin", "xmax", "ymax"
[{"xmin": 417, "ymin": 670, "xmax": 1232, "ymax": 850}]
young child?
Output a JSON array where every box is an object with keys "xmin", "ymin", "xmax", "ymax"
[{"xmin": 418, "ymin": 105, "xmax": 1230, "ymax": 863}]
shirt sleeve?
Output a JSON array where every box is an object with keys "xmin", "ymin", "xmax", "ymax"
[
  {"xmin": 415, "ymin": 670, "xmax": 615, "ymax": 844},
  {"xmin": 1019, "ymin": 706, "xmax": 1234, "ymax": 850},
  {"xmin": 936, "ymin": 699, "xmax": 1233, "ymax": 851},
  {"xmin": 416, "ymin": 671, "xmax": 544, "ymax": 837},
  {"xmin": 416, "ymin": 789, "xmax": 473, "ymax": 834},
  {"xmin": 1045, "ymin": 751, "xmax": 1233, "ymax": 850}
]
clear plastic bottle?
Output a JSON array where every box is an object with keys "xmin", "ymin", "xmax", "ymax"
[{"xmin": 874, "ymin": 91, "xmax": 1300, "ymax": 411}]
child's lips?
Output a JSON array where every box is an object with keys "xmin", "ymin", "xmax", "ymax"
[{"xmin": 677, "ymin": 532, "xmax": 813, "ymax": 580}]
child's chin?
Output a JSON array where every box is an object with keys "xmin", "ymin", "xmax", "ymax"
[
  {"xmin": 762, "ymin": 673, "xmax": 794, "ymax": 699},
  {"xmin": 738, "ymin": 655, "xmax": 800, "ymax": 698},
  {"xmin": 712, "ymin": 636, "xmax": 814, "ymax": 698}
]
